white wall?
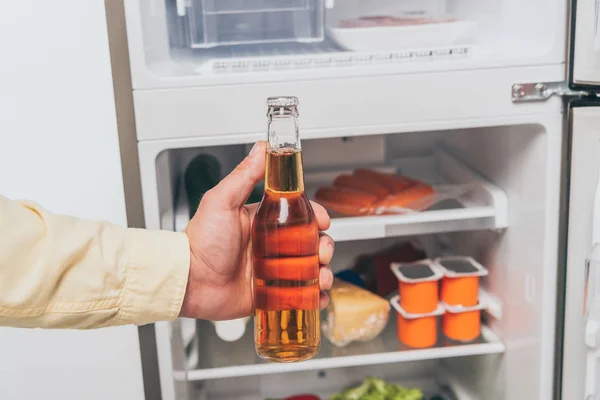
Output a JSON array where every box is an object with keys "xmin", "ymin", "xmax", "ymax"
[{"xmin": 0, "ymin": 1, "xmax": 145, "ymax": 399}]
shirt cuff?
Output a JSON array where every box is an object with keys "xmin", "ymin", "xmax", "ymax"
[{"xmin": 118, "ymin": 228, "xmax": 191, "ymax": 326}]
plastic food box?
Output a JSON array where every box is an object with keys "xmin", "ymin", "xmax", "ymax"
[
  {"xmin": 390, "ymin": 260, "xmax": 443, "ymax": 314},
  {"xmin": 328, "ymin": 17, "xmax": 476, "ymax": 52},
  {"xmin": 434, "ymin": 256, "xmax": 488, "ymax": 307},
  {"xmin": 390, "ymin": 295, "xmax": 444, "ymax": 349},
  {"xmin": 441, "ymin": 301, "xmax": 486, "ymax": 342},
  {"xmin": 184, "ymin": 0, "xmax": 326, "ymax": 48}
]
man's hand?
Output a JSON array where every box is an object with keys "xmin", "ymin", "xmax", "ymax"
[{"xmin": 180, "ymin": 141, "xmax": 334, "ymax": 321}]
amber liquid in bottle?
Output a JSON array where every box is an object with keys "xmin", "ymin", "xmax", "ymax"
[{"xmin": 252, "ymin": 126, "xmax": 320, "ymax": 362}]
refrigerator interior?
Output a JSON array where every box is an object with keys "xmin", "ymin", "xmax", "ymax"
[
  {"xmin": 125, "ymin": 0, "xmax": 565, "ymax": 85},
  {"xmin": 150, "ymin": 123, "xmax": 559, "ymax": 400}
]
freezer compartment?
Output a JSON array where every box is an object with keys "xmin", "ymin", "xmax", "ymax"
[
  {"xmin": 126, "ymin": 0, "xmax": 563, "ymax": 84},
  {"xmin": 183, "ymin": 0, "xmax": 326, "ymax": 48}
]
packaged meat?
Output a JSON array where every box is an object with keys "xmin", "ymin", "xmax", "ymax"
[
  {"xmin": 373, "ymin": 183, "xmax": 436, "ymax": 213},
  {"xmin": 338, "ymin": 16, "xmax": 459, "ymax": 29},
  {"xmin": 434, "ymin": 256, "xmax": 489, "ymax": 307},
  {"xmin": 390, "ymin": 260, "xmax": 443, "ymax": 314},
  {"xmin": 329, "ymin": 16, "xmax": 476, "ymax": 52},
  {"xmin": 333, "ymin": 174, "xmax": 392, "ymax": 198},
  {"xmin": 390, "ymin": 295, "xmax": 443, "ymax": 349},
  {"xmin": 322, "ymin": 279, "xmax": 390, "ymax": 347},
  {"xmin": 353, "ymin": 169, "xmax": 415, "ymax": 193},
  {"xmin": 315, "ymin": 186, "xmax": 378, "ymax": 216},
  {"xmin": 314, "ymin": 168, "xmax": 472, "ymax": 217}
]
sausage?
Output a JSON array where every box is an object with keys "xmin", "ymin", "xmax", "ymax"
[
  {"xmin": 353, "ymin": 169, "xmax": 414, "ymax": 193},
  {"xmin": 332, "ymin": 174, "xmax": 392, "ymax": 198},
  {"xmin": 374, "ymin": 182, "xmax": 436, "ymax": 212},
  {"xmin": 315, "ymin": 186, "xmax": 377, "ymax": 216}
]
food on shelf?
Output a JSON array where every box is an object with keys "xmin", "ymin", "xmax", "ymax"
[
  {"xmin": 390, "ymin": 295, "xmax": 443, "ymax": 349},
  {"xmin": 338, "ymin": 16, "xmax": 458, "ymax": 29},
  {"xmin": 433, "ymin": 256, "xmax": 489, "ymax": 307},
  {"xmin": 333, "ymin": 174, "xmax": 393, "ymax": 198},
  {"xmin": 350, "ymin": 241, "xmax": 428, "ymax": 297},
  {"xmin": 266, "ymin": 395, "xmax": 321, "ymax": 400},
  {"xmin": 353, "ymin": 169, "xmax": 415, "ymax": 194},
  {"xmin": 390, "ymin": 261, "xmax": 443, "ymax": 314},
  {"xmin": 329, "ymin": 12, "xmax": 475, "ymax": 53},
  {"xmin": 441, "ymin": 301, "xmax": 485, "ymax": 342},
  {"xmin": 334, "ymin": 269, "xmax": 366, "ymax": 289},
  {"xmin": 314, "ymin": 169, "xmax": 436, "ymax": 217},
  {"xmin": 315, "ymin": 186, "xmax": 379, "ymax": 216},
  {"xmin": 374, "ymin": 184, "xmax": 436, "ymax": 211},
  {"xmin": 322, "ymin": 279, "xmax": 390, "ymax": 347},
  {"xmin": 329, "ymin": 377, "xmax": 423, "ymax": 400}
]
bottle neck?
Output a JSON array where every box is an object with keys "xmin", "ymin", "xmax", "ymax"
[
  {"xmin": 267, "ymin": 106, "xmax": 301, "ymax": 152},
  {"xmin": 265, "ymin": 106, "xmax": 304, "ymax": 193}
]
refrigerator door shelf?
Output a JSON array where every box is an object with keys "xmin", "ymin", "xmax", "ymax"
[{"xmin": 178, "ymin": 317, "xmax": 504, "ymax": 382}]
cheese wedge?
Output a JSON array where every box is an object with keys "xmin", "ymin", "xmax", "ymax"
[{"xmin": 323, "ymin": 279, "xmax": 391, "ymax": 347}]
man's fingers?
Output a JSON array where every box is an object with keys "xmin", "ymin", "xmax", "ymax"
[
  {"xmin": 245, "ymin": 202, "xmax": 259, "ymax": 220},
  {"xmin": 207, "ymin": 141, "xmax": 266, "ymax": 210},
  {"xmin": 311, "ymin": 201, "xmax": 330, "ymax": 231},
  {"xmin": 319, "ymin": 233, "xmax": 334, "ymax": 265},
  {"xmin": 319, "ymin": 264, "xmax": 333, "ymax": 291},
  {"xmin": 319, "ymin": 291, "xmax": 330, "ymax": 310}
]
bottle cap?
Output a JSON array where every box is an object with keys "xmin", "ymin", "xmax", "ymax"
[{"xmin": 267, "ymin": 96, "xmax": 299, "ymax": 107}]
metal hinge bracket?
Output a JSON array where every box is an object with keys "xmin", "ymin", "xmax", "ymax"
[{"xmin": 511, "ymin": 81, "xmax": 592, "ymax": 103}]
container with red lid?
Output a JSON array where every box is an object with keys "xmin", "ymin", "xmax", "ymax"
[
  {"xmin": 434, "ymin": 256, "xmax": 488, "ymax": 307},
  {"xmin": 390, "ymin": 295, "xmax": 444, "ymax": 349},
  {"xmin": 390, "ymin": 260, "xmax": 443, "ymax": 314},
  {"xmin": 441, "ymin": 300, "xmax": 486, "ymax": 342}
]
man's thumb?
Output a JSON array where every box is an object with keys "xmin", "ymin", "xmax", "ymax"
[{"xmin": 209, "ymin": 141, "xmax": 266, "ymax": 210}]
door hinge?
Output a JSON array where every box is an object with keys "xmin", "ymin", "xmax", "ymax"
[{"xmin": 511, "ymin": 81, "xmax": 592, "ymax": 103}]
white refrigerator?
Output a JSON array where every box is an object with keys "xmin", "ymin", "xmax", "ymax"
[{"xmin": 2, "ymin": 0, "xmax": 600, "ymax": 399}]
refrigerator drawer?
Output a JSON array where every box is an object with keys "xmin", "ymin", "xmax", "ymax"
[{"xmin": 184, "ymin": 0, "xmax": 326, "ymax": 48}]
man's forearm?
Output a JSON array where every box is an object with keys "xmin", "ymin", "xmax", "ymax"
[{"xmin": 0, "ymin": 195, "xmax": 190, "ymax": 329}]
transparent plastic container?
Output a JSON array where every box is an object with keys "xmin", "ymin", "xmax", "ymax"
[{"xmin": 185, "ymin": 0, "xmax": 326, "ymax": 48}]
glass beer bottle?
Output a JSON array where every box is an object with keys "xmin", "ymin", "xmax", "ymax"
[{"xmin": 252, "ymin": 96, "xmax": 321, "ymax": 362}]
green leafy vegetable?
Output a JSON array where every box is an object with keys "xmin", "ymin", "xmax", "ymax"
[{"xmin": 329, "ymin": 377, "xmax": 423, "ymax": 400}]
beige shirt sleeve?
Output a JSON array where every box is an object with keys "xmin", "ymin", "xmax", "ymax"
[{"xmin": 0, "ymin": 194, "xmax": 190, "ymax": 329}]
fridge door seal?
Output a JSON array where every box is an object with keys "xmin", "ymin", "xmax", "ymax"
[{"xmin": 558, "ymin": 0, "xmax": 600, "ymax": 394}]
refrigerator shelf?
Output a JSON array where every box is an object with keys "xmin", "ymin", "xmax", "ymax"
[
  {"xmin": 172, "ymin": 147, "xmax": 508, "ymax": 243},
  {"xmin": 174, "ymin": 311, "xmax": 505, "ymax": 382},
  {"xmin": 207, "ymin": 377, "xmax": 460, "ymax": 400},
  {"xmin": 305, "ymin": 147, "xmax": 508, "ymax": 242}
]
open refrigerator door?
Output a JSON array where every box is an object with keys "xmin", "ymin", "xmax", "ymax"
[
  {"xmin": 559, "ymin": 0, "xmax": 600, "ymax": 397},
  {"xmin": 560, "ymin": 105, "xmax": 600, "ymax": 400}
]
